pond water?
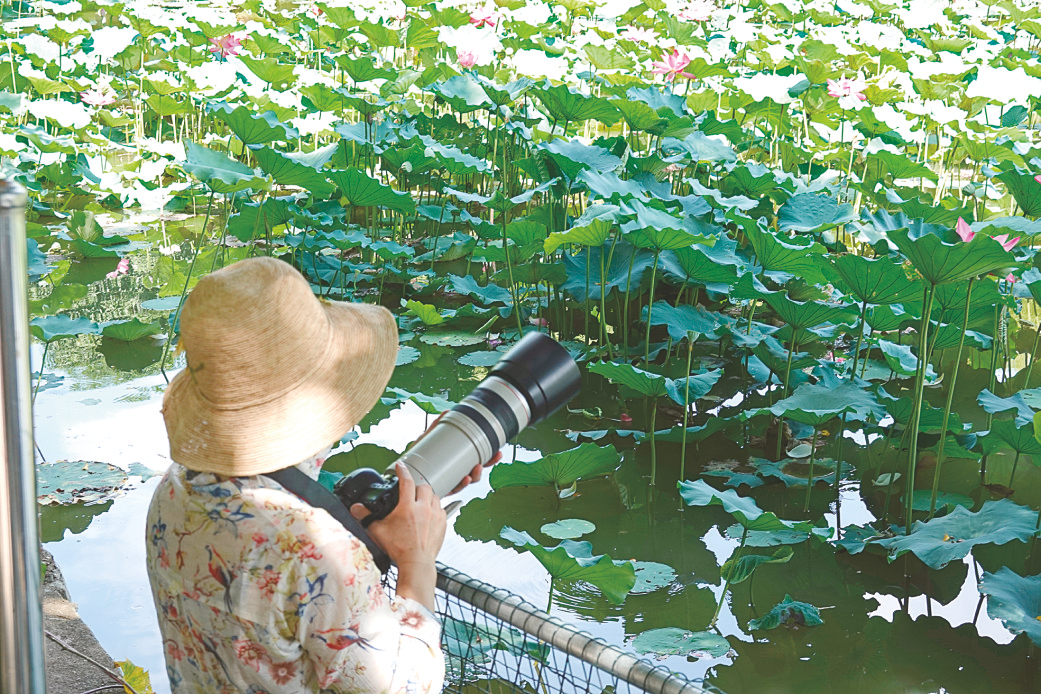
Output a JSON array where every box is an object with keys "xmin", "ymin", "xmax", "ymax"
[{"xmin": 32, "ymin": 213, "xmax": 1038, "ymax": 694}]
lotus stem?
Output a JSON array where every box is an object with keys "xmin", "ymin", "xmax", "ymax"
[
  {"xmin": 710, "ymin": 525, "xmax": 747, "ymax": 628},
  {"xmin": 929, "ymin": 277, "xmax": 974, "ymax": 520},
  {"xmin": 649, "ymin": 398, "xmax": 658, "ymax": 486},
  {"xmin": 849, "ymin": 299, "xmax": 869, "ymax": 379},
  {"xmin": 680, "ymin": 332, "xmax": 695, "ymax": 482},
  {"xmin": 1021, "ymin": 322, "xmax": 1041, "ymax": 388},
  {"xmin": 803, "ymin": 426, "xmax": 820, "ymax": 513},
  {"xmin": 643, "ymin": 249, "xmax": 661, "ymax": 367},
  {"xmin": 622, "ymin": 246, "xmax": 637, "ymax": 354},
  {"xmin": 599, "ymin": 243, "xmax": 611, "ymax": 359},
  {"xmin": 31, "ymin": 341, "xmax": 49, "ymax": 404},
  {"xmin": 1008, "ymin": 450, "xmax": 1022, "ymax": 490},
  {"xmin": 905, "ymin": 284, "xmax": 936, "ymax": 534}
]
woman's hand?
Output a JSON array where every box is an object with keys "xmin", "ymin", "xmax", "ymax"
[{"xmin": 350, "ymin": 461, "xmax": 445, "ymax": 609}]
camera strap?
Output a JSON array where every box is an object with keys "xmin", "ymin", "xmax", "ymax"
[{"xmin": 265, "ymin": 467, "xmax": 392, "ymax": 575}]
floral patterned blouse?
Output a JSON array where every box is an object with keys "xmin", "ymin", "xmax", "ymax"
[{"xmin": 145, "ymin": 451, "xmax": 445, "ymax": 694}]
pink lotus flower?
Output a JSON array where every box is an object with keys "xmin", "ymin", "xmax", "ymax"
[
  {"xmin": 469, "ymin": 11, "xmax": 497, "ymax": 28},
  {"xmin": 651, "ymin": 49, "xmax": 696, "ymax": 82},
  {"xmin": 619, "ymin": 413, "xmax": 633, "ymax": 424},
  {"xmin": 955, "ymin": 216, "xmax": 975, "ymax": 242},
  {"xmin": 208, "ymin": 34, "xmax": 242, "ymax": 59},
  {"xmin": 993, "ymin": 234, "xmax": 1020, "ymax": 251},
  {"xmin": 486, "ymin": 333, "xmax": 503, "ymax": 348},
  {"xmin": 106, "ymin": 257, "xmax": 129, "ymax": 279},
  {"xmin": 80, "ymin": 88, "xmax": 116, "ymax": 107},
  {"xmin": 457, "ymin": 49, "xmax": 478, "ymax": 69},
  {"xmin": 827, "ymin": 76, "xmax": 868, "ymax": 109},
  {"xmin": 1005, "ymin": 273, "xmax": 1017, "ymax": 284},
  {"xmin": 529, "ymin": 316, "xmax": 549, "ymax": 327},
  {"xmin": 679, "ymin": 1, "xmax": 715, "ymax": 21},
  {"xmin": 1036, "ymin": 174, "xmax": 1041, "ymax": 185}
]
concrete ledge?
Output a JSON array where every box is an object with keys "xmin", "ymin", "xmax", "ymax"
[{"xmin": 41, "ymin": 548, "xmax": 120, "ymax": 694}]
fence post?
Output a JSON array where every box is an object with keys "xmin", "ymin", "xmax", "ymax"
[{"xmin": 0, "ymin": 177, "xmax": 48, "ymax": 693}]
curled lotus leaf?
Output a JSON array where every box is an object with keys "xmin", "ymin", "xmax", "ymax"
[{"xmin": 748, "ymin": 595, "xmax": 824, "ymax": 631}]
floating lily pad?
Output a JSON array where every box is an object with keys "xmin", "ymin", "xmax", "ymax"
[
  {"xmin": 419, "ymin": 331, "xmax": 486, "ymax": 347},
  {"xmin": 458, "ymin": 350, "xmax": 505, "ymax": 367},
  {"xmin": 541, "ymin": 519, "xmax": 596, "ymax": 540},
  {"xmin": 37, "ymin": 461, "xmax": 133, "ymax": 506},
  {"xmin": 395, "ymin": 346, "xmax": 420, "ymax": 366},
  {"xmin": 631, "ymin": 561, "xmax": 677, "ymax": 593},
  {"xmin": 630, "ymin": 628, "xmax": 730, "ymax": 658}
]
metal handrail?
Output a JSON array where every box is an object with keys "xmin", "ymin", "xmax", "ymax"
[
  {"xmin": 0, "ymin": 177, "xmax": 47, "ymax": 693},
  {"xmin": 435, "ymin": 563, "xmax": 709, "ymax": 694}
]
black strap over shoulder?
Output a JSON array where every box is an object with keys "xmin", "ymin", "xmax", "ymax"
[{"xmin": 265, "ymin": 467, "xmax": 392, "ymax": 574}]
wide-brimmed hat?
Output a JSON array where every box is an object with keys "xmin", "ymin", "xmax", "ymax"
[{"xmin": 162, "ymin": 257, "xmax": 397, "ymax": 475}]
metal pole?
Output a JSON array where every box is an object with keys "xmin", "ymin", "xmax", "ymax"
[{"xmin": 0, "ymin": 177, "xmax": 47, "ymax": 693}]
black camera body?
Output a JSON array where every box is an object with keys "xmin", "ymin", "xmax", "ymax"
[{"xmin": 334, "ymin": 332, "xmax": 580, "ymax": 524}]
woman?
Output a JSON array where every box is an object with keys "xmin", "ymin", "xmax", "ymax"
[{"xmin": 146, "ymin": 257, "xmax": 481, "ymax": 693}]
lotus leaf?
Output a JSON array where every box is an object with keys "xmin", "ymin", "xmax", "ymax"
[
  {"xmin": 100, "ymin": 319, "xmax": 162, "ymax": 342},
  {"xmin": 381, "ymin": 388, "xmax": 455, "ymax": 415},
  {"xmin": 37, "ymin": 460, "xmax": 132, "ymax": 506},
  {"xmin": 643, "ymin": 302, "xmax": 730, "ymax": 342},
  {"xmin": 724, "ymin": 523, "xmax": 831, "ymax": 547},
  {"xmin": 826, "ymin": 254, "xmax": 923, "ymax": 305},
  {"xmin": 738, "ymin": 218, "xmax": 828, "ymax": 285},
  {"xmin": 873, "ymin": 499, "xmax": 1038, "ymax": 569},
  {"xmin": 534, "ymin": 83, "xmax": 621, "ymax": 126},
  {"xmin": 541, "ymin": 519, "xmax": 595, "ymax": 540},
  {"xmin": 418, "ymin": 331, "xmax": 485, "ymax": 347},
  {"xmin": 447, "ymin": 274, "xmax": 513, "ymax": 305},
  {"xmin": 979, "ymin": 418, "xmax": 1041, "ymax": 459},
  {"xmin": 395, "ymin": 346, "xmax": 420, "ymax": 366},
  {"xmin": 490, "ymin": 443, "xmax": 620, "ymax": 490},
  {"xmin": 766, "ymin": 380, "xmax": 884, "ymax": 425},
  {"xmin": 979, "ymin": 567, "xmax": 1041, "ymax": 647},
  {"xmin": 630, "ymin": 629, "xmax": 730, "ymax": 658},
  {"xmin": 500, "ymin": 527, "xmax": 635, "ymax": 605},
  {"xmin": 748, "ymin": 595, "xmax": 824, "ymax": 631},
  {"xmin": 997, "ymin": 166, "xmax": 1041, "ymax": 218},
  {"xmin": 905, "ymin": 490, "xmax": 972, "ymax": 513},
  {"xmin": 540, "ymin": 138, "xmax": 622, "ymax": 181},
  {"xmin": 721, "ymin": 546, "xmax": 794, "ymax": 584},
  {"xmin": 678, "ymin": 479, "xmax": 809, "ymax": 532},
  {"xmin": 977, "ymin": 389, "xmax": 1036, "ymax": 427},
  {"xmin": 30, "ymin": 315, "xmax": 101, "ymax": 342},
  {"xmin": 663, "ymin": 131, "xmax": 737, "ymax": 164},
  {"xmin": 664, "ymin": 369, "xmax": 722, "ymax": 407},
  {"xmin": 588, "ymin": 361, "xmax": 668, "ymax": 398},
  {"xmin": 209, "ymin": 103, "xmax": 297, "ymax": 145},
  {"xmin": 252, "ymin": 146, "xmax": 334, "ymax": 198},
  {"xmin": 888, "ymin": 227, "xmax": 1015, "ymax": 287},
  {"xmin": 631, "ymin": 561, "xmax": 677, "ymax": 593},
  {"xmin": 777, "ymin": 193, "xmax": 857, "ymax": 233},
  {"xmin": 750, "ymin": 457, "xmax": 838, "ymax": 488},
  {"xmin": 877, "ymin": 340, "xmax": 938, "ymax": 380},
  {"xmin": 457, "ymin": 350, "xmax": 506, "ymax": 367},
  {"xmin": 327, "ymin": 168, "xmax": 415, "ymax": 213},
  {"xmin": 182, "ymin": 141, "xmax": 269, "ymax": 193}
]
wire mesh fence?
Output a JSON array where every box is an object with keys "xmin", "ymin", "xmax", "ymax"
[{"xmin": 432, "ymin": 563, "xmax": 722, "ymax": 694}]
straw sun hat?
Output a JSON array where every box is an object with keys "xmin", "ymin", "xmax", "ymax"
[{"xmin": 162, "ymin": 257, "xmax": 398, "ymax": 476}]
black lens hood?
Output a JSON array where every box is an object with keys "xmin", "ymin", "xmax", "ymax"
[{"xmin": 487, "ymin": 332, "xmax": 580, "ymax": 423}]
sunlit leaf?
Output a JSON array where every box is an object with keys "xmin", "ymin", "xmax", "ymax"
[
  {"xmin": 630, "ymin": 629, "xmax": 730, "ymax": 657},
  {"xmin": 490, "ymin": 443, "xmax": 621, "ymax": 489},
  {"xmin": 500, "ymin": 527, "xmax": 636, "ymax": 604},
  {"xmin": 979, "ymin": 567, "xmax": 1041, "ymax": 647}
]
